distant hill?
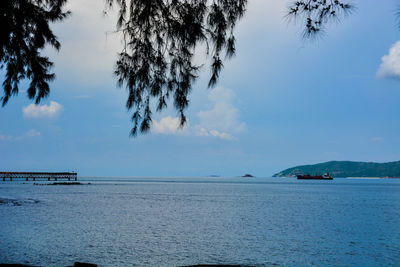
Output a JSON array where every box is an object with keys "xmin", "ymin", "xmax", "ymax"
[{"xmin": 273, "ymin": 160, "xmax": 400, "ymax": 178}]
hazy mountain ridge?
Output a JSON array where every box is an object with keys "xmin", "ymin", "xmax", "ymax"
[{"xmin": 273, "ymin": 160, "xmax": 400, "ymax": 178}]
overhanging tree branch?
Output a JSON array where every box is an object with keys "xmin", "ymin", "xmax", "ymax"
[
  {"xmin": 106, "ymin": 0, "xmax": 247, "ymax": 136},
  {"xmin": 0, "ymin": 0, "xmax": 70, "ymax": 106},
  {"xmin": 286, "ymin": 0, "xmax": 353, "ymax": 39}
]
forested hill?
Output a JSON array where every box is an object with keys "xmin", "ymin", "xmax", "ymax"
[{"xmin": 273, "ymin": 161, "xmax": 400, "ymax": 178}]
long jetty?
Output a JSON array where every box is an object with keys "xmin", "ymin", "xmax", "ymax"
[{"xmin": 0, "ymin": 172, "xmax": 77, "ymax": 181}]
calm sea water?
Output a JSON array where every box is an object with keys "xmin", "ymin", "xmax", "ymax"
[{"xmin": 0, "ymin": 177, "xmax": 399, "ymax": 267}]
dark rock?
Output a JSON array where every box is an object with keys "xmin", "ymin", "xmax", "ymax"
[
  {"xmin": 33, "ymin": 182, "xmax": 84, "ymax": 186},
  {"xmin": 74, "ymin": 262, "xmax": 97, "ymax": 267}
]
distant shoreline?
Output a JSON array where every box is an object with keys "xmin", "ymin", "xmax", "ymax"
[
  {"xmin": 277, "ymin": 176, "xmax": 400, "ymax": 179},
  {"xmin": 273, "ymin": 160, "xmax": 400, "ymax": 178},
  {"xmin": 346, "ymin": 177, "xmax": 400, "ymax": 179}
]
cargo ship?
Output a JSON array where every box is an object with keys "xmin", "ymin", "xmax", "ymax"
[{"xmin": 297, "ymin": 173, "xmax": 333, "ymax": 180}]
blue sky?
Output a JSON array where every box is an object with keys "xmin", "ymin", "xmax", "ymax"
[{"xmin": 1, "ymin": 0, "xmax": 400, "ymax": 177}]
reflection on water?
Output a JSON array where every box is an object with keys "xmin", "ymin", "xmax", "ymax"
[{"xmin": 0, "ymin": 177, "xmax": 399, "ymax": 266}]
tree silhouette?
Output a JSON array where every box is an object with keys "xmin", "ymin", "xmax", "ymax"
[
  {"xmin": 0, "ymin": 0, "xmax": 70, "ymax": 106},
  {"xmin": 1, "ymin": 0, "xmax": 247, "ymax": 136},
  {"xmin": 105, "ymin": 0, "xmax": 247, "ymax": 136},
  {"xmin": 0, "ymin": 1, "xmax": 380, "ymax": 137},
  {"xmin": 286, "ymin": 0, "xmax": 353, "ymax": 39}
]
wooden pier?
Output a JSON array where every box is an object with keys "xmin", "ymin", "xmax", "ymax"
[{"xmin": 0, "ymin": 172, "xmax": 77, "ymax": 181}]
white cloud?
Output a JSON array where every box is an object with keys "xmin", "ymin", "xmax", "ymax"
[
  {"xmin": 48, "ymin": 0, "xmax": 122, "ymax": 83},
  {"xmin": 196, "ymin": 127, "xmax": 210, "ymax": 137},
  {"xmin": 209, "ymin": 130, "xmax": 234, "ymax": 140},
  {"xmin": 377, "ymin": 41, "xmax": 400, "ymax": 79},
  {"xmin": 151, "ymin": 87, "xmax": 245, "ymax": 141},
  {"xmin": 23, "ymin": 101, "xmax": 63, "ymax": 119},
  {"xmin": 195, "ymin": 127, "xmax": 234, "ymax": 140},
  {"xmin": 152, "ymin": 116, "xmax": 188, "ymax": 135},
  {"xmin": 196, "ymin": 87, "xmax": 245, "ymax": 139}
]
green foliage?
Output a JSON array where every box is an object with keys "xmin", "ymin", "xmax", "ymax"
[
  {"xmin": 273, "ymin": 160, "xmax": 400, "ymax": 178},
  {"xmin": 105, "ymin": 0, "xmax": 247, "ymax": 136},
  {"xmin": 0, "ymin": 0, "xmax": 70, "ymax": 106}
]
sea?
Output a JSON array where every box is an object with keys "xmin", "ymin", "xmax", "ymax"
[{"xmin": 0, "ymin": 177, "xmax": 399, "ymax": 267}]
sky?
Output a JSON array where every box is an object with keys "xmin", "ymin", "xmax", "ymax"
[{"xmin": 1, "ymin": 0, "xmax": 400, "ymax": 177}]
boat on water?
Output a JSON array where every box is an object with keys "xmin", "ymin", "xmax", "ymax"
[{"xmin": 297, "ymin": 173, "xmax": 333, "ymax": 180}]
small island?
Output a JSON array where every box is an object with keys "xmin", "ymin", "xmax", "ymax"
[{"xmin": 241, "ymin": 174, "xmax": 254, "ymax": 178}]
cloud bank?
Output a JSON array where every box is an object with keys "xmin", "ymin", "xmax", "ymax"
[
  {"xmin": 377, "ymin": 41, "xmax": 400, "ymax": 79},
  {"xmin": 151, "ymin": 87, "xmax": 245, "ymax": 140},
  {"xmin": 195, "ymin": 87, "xmax": 245, "ymax": 140},
  {"xmin": 23, "ymin": 101, "xmax": 63, "ymax": 119}
]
